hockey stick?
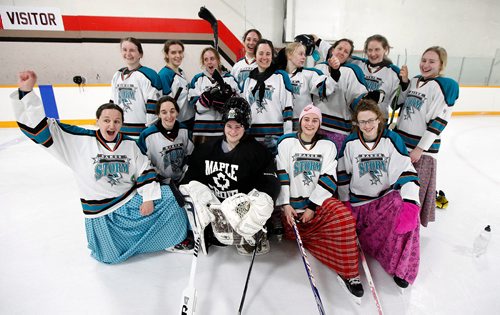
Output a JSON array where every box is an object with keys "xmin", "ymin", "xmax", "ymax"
[
  {"xmin": 238, "ymin": 231, "xmax": 264, "ymax": 315},
  {"xmin": 179, "ymin": 199, "xmax": 201, "ymax": 315},
  {"xmin": 389, "ymin": 48, "xmax": 408, "ymax": 128},
  {"xmin": 358, "ymin": 241, "xmax": 384, "ymax": 315},
  {"xmin": 198, "ymin": 6, "xmax": 219, "ymax": 50},
  {"xmin": 291, "ymin": 220, "xmax": 326, "ymax": 315}
]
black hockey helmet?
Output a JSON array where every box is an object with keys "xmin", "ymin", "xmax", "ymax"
[
  {"xmin": 222, "ymin": 97, "xmax": 252, "ymax": 129},
  {"xmin": 294, "ymin": 34, "xmax": 315, "ymax": 56}
]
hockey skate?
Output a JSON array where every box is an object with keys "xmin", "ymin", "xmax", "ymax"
[
  {"xmin": 266, "ymin": 208, "xmax": 285, "ymax": 241},
  {"xmin": 166, "ymin": 230, "xmax": 195, "ymax": 254},
  {"xmin": 394, "ymin": 275, "xmax": 409, "ymax": 294},
  {"xmin": 236, "ymin": 233, "xmax": 270, "ymax": 256},
  {"xmin": 337, "ymin": 275, "xmax": 364, "ymax": 304},
  {"xmin": 436, "ymin": 190, "xmax": 449, "ymax": 209}
]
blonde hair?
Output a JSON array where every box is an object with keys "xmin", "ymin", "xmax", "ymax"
[{"xmin": 423, "ymin": 46, "xmax": 448, "ymax": 75}]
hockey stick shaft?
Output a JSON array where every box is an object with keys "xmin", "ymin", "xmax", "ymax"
[
  {"xmin": 358, "ymin": 241, "xmax": 384, "ymax": 315},
  {"xmin": 291, "ymin": 220, "xmax": 326, "ymax": 315},
  {"xmin": 237, "ymin": 233, "xmax": 262, "ymax": 315}
]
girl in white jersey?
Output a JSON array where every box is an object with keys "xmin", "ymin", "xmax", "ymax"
[
  {"xmin": 276, "ymin": 104, "xmax": 364, "ymax": 298},
  {"xmin": 138, "ymin": 96, "xmax": 194, "ymax": 185},
  {"xmin": 276, "ymin": 42, "xmax": 335, "ymax": 130},
  {"xmin": 158, "ymin": 40, "xmax": 194, "ymax": 128},
  {"xmin": 231, "ymin": 29, "xmax": 262, "ymax": 86},
  {"xmin": 241, "ymin": 39, "xmax": 294, "ymax": 154},
  {"xmin": 313, "ymin": 38, "xmax": 368, "ymax": 151},
  {"xmin": 338, "ymin": 99, "xmax": 420, "ymax": 289},
  {"xmin": 110, "ymin": 37, "xmax": 162, "ymax": 137},
  {"xmin": 13, "ymin": 71, "xmax": 188, "ymax": 264},
  {"xmin": 395, "ymin": 46, "xmax": 459, "ymax": 227},
  {"xmin": 189, "ymin": 47, "xmax": 239, "ymax": 144},
  {"xmin": 351, "ymin": 35, "xmax": 404, "ymax": 119}
]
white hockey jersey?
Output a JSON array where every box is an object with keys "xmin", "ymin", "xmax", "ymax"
[
  {"xmin": 231, "ymin": 56, "xmax": 258, "ymax": 86},
  {"xmin": 188, "ymin": 71, "xmax": 240, "ymax": 136},
  {"xmin": 395, "ymin": 76, "xmax": 459, "ymax": 157},
  {"xmin": 337, "ymin": 128, "xmax": 420, "ymax": 206},
  {"xmin": 12, "ymin": 91, "xmax": 161, "ymax": 218},
  {"xmin": 313, "ymin": 62, "xmax": 368, "ymax": 135},
  {"xmin": 241, "ymin": 69, "xmax": 294, "ymax": 140},
  {"xmin": 351, "ymin": 56, "xmax": 401, "ymax": 119},
  {"xmin": 138, "ymin": 121, "xmax": 194, "ymax": 184},
  {"xmin": 276, "ymin": 133, "xmax": 338, "ymax": 209},
  {"xmin": 158, "ymin": 66, "xmax": 194, "ymax": 124},
  {"xmin": 110, "ymin": 66, "xmax": 162, "ymax": 137},
  {"xmin": 288, "ymin": 67, "xmax": 335, "ymax": 129}
]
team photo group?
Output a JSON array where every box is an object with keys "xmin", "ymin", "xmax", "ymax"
[{"xmin": 11, "ymin": 17, "xmax": 459, "ymax": 313}]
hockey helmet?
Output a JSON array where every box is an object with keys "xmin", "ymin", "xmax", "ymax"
[
  {"xmin": 294, "ymin": 34, "xmax": 315, "ymax": 56},
  {"xmin": 222, "ymin": 97, "xmax": 252, "ymax": 129}
]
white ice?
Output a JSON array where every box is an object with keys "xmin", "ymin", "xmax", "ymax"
[{"xmin": 1, "ymin": 116, "xmax": 499, "ymax": 315}]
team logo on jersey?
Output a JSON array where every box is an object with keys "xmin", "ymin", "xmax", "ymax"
[
  {"xmin": 160, "ymin": 143, "xmax": 184, "ymax": 175},
  {"xmin": 402, "ymin": 90, "xmax": 426, "ymax": 120},
  {"xmin": 92, "ymin": 154, "xmax": 131, "ymax": 186},
  {"xmin": 248, "ymin": 85, "xmax": 274, "ymax": 113},
  {"xmin": 205, "ymin": 160, "xmax": 239, "ymax": 198},
  {"xmin": 117, "ymin": 84, "xmax": 138, "ymax": 112},
  {"xmin": 292, "ymin": 153, "xmax": 323, "ymax": 185},
  {"xmin": 365, "ymin": 76, "xmax": 383, "ymax": 91},
  {"xmin": 291, "ymin": 79, "xmax": 302, "ymax": 95},
  {"xmin": 356, "ymin": 153, "xmax": 389, "ymax": 185}
]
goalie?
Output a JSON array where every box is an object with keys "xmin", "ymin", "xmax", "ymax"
[{"xmin": 180, "ymin": 97, "xmax": 280, "ymax": 255}]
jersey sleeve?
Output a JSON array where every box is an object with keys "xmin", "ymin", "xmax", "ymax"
[
  {"xmin": 11, "ymin": 90, "xmax": 85, "ymax": 168},
  {"xmin": 132, "ymin": 144, "xmax": 161, "ymax": 202},
  {"xmin": 275, "ymin": 138, "xmax": 291, "ymax": 206},
  {"xmin": 417, "ymin": 82, "xmax": 454, "ymax": 151},
  {"xmin": 307, "ymin": 68, "xmax": 335, "ymax": 99},
  {"xmin": 279, "ymin": 74, "xmax": 294, "ymax": 134},
  {"xmin": 140, "ymin": 73, "xmax": 162, "ymax": 125},
  {"xmin": 336, "ymin": 141, "xmax": 353, "ymax": 202},
  {"xmin": 387, "ymin": 132, "xmax": 420, "ymax": 204},
  {"xmin": 344, "ymin": 66, "xmax": 369, "ymax": 113}
]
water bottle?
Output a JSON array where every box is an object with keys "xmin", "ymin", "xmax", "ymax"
[{"xmin": 472, "ymin": 225, "xmax": 491, "ymax": 257}]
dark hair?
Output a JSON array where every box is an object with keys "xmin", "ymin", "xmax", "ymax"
[
  {"xmin": 253, "ymin": 39, "xmax": 276, "ymax": 59},
  {"xmin": 352, "ymin": 99, "xmax": 386, "ymax": 134},
  {"xmin": 96, "ymin": 103, "xmax": 124, "ymax": 121},
  {"xmin": 242, "ymin": 29, "xmax": 262, "ymax": 42},
  {"xmin": 163, "ymin": 40, "xmax": 185, "ymax": 64},
  {"xmin": 364, "ymin": 34, "xmax": 392, "ymax": 63},
  {"xmin": 155, "ymin": 96, "xmax": 180, "ymax": 115},
  {"xmin": 327, "ymin": 38, "xmax": 355, "ymax": 60},
  {"xmin": 120, "ymin": 37, "xmax": 143, "ymax": 55},
  {"xmin": 200, "ymin": 47, "xmax": 221, "ymax": 68}
]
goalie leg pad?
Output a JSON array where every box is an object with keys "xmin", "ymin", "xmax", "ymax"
[{"xmin": 209, "ymin": 204, "xmax": 245, "ymax": 246}]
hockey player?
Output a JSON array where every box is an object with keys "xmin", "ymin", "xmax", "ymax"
[
  {"xmin": 231, "ymin": 29, "xmax": 262, "ymax": 86},
  {"xmin": 276, "ymin": 104, "xmax": 364, "ymax": 298},
  {"xmin": 338, "ymin": 99, "xmax": 421, "ymax": 289},
  {"xmin": 351, "ymin": 35, "xmax": 404, "ymax": 119},
  {"xmin": 182, "ymin": 97, "xmax": 279, "ymax": 255},
  {"xmin": 313, "ymin": 38, "xmax": 369, "ymax": 151},
  {"xmin": 394, "ymin": 46, "xmax": 459, "ymax": 227},
  {"xmin": 138, "ymin": 96, "xmax": 194, "ymax": 185},
  {"xmin": 275, "ymin": 42, "xmax": 335, "ymax": 130},
  {"xmin": 188, "ymin": 47, "xmax": 240, "ymax": 144},
  {"xmin": 12, "ymin": 71, "xmax": 189, "ymax": 264},
  {"xmin": 158, "ymin": 40, "xmax": 194, "ymax": 128},
  {"xmin": 241, "ymin": 39, "xmax": 294, "ymax": 154},
  {"xmin": 110, "ymin": 37, "xmax": 162, "ymax": 137}
]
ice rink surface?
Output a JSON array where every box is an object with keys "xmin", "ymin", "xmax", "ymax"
[{"xmin": 1, "ymin": 116, "xmax": 499, "ymax": 315}]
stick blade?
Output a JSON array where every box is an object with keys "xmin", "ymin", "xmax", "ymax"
[{"xmin": 179, "ymin": 286, "xmax": 197, "ymax": 315}]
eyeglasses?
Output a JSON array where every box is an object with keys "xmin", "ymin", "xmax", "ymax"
[{"xmin": 357, "ymin": 118, "xmax": 378, "ymax": 126}]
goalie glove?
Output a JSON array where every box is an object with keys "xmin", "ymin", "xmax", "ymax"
[{"xmin": 220, "ymin": 190, "xmax": 273, "ymax": 246}]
